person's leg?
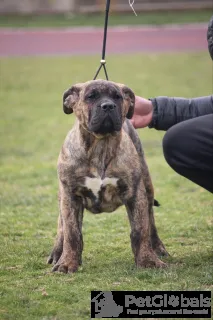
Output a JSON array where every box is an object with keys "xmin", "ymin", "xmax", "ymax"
[{"xmin": 163, "ymin": 115, "xmax": 213, "ymax": 193}]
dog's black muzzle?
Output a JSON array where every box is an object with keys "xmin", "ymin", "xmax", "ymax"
[{"xmin": 88, "ymin": 99, "xmax": 122, "ymax": 135}]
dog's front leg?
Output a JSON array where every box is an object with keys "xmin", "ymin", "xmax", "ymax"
[
  {"xmin": 126, "ymin": 181, "xmax": 166, "ymax": 268},
  {"xmin": 52, "ymin": 181, "xmax": 84, "ymax": 273},
  {"xmin": 47, "ymin": 212, "xmax": 64, "ymax": 265}
]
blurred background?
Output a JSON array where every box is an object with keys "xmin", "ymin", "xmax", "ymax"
[
  {"xmin": 0, "ymin": 0, "xmax": 211, "ymax": 28},
  {"xmin": 0, "ymin": 0, "xmax": 212, "ymax": 14}
]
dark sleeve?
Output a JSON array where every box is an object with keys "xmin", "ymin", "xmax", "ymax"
[
  {"xmin": 207, "ymin": 15, "xmax": 213, "ymax": 60},
  {"xmin": 149, "ymin": 95, "xmax": 213, "ymax": 131}
]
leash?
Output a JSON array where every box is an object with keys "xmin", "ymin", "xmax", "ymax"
[
  {"xmin": 93, "ymin": 0, "xmax": 137, "ymax": 81},
  {"xmin": 93, "ymin": 0, "xmax": 111, "ymax": 81}
]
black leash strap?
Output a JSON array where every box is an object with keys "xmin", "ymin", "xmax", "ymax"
[{"xmin": 93, "ymin": 0, "xmax": 111, "ymax": 81}]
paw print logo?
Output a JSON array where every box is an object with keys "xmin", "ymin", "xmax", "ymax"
[{"xmin": 168, "ymin": 295, "xmax": 179, "ymax": 308}]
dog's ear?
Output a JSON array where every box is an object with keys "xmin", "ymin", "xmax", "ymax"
[
  {"xmin": 63, "ymin": 83, "xmax": 83, "ymax": 114},
  {"xmin": 118, "ymin": 84, "xmax": 135, "ymax": 119}
]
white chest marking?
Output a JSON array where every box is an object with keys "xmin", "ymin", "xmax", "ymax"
[{"xmin": 85, "ymin": 176, "xmax": 118, "ymax": 197}]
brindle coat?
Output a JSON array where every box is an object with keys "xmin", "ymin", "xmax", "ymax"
[{"xmin": 48, "ymin": 80, "xmax": 168, "ymax": 273}]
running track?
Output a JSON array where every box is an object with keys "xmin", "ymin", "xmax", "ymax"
[{"xmin": 0, "ymin": 24, "xmax": 208, "ymax": 57}]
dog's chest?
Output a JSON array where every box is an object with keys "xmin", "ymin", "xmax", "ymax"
[
  {"xmin": 75, "ymin": 173, "xmax": 123, "ymax": 214},
  {"xmin": 85, "ymin": 176, "xmax": 118, "ymax": 196}
]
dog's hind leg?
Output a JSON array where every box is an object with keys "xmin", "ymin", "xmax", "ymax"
[
  {"xmin": 126, "ymin": 179, "xmax": 166, "ymax": 268},
  {"xmin": 141, "ymin": 163, "xmax": 169, "ymax": 257},
  {"xmin": 149, "ymin": 206, "xmax": 169, "ymax": 257},
  {"xmin": 124, "ymin": 121, "xmax": 169, "ymax": 257}
]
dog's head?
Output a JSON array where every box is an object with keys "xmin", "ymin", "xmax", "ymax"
[{"xmin": 63, "ymin": 80, "xmax": 135, "ymax": 135}]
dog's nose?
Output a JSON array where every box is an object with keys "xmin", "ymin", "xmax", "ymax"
[{"xmin": 100, "ymin": 102, "xmax": 116, "ymax": 111}]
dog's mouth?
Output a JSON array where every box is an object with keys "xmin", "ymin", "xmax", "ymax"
[
  {"xmin": 97, "ymin": 114, "xmax": 120, "ymax": 134},
  {"xmin": 89, "ymin": 113, "xmax": 122, "ymax": 135}
]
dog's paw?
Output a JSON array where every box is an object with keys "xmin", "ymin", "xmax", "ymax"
[
  {"xmin": 47, "ymin": 247, "xmax": 63, "ymax": 265},
  {"xmin": 52, "ymin": 256, "xmax": 79, "ymax": 274},
  {"xmin": 154, "ymin": 244, "xmax": 170, "ymax": 257},
  {"xmin": 136, "ymin": 251, "xmax": 167, "ymax": 268},
  {"xmin": 152, "ymin": 240, "xmax": 170, "ymax": 257}
]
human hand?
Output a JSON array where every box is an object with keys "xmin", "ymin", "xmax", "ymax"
[{"xmin": 130, "ymin": 96, "xmax": 153, "ymax": 129}]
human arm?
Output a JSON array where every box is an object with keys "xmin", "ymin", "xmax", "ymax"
[
  {"xmin": 131, "ymin": 95, "xmax": 213, "ymax": 131},
  {"xmin": 149, "ymin": 95, "xmax": 213, "ymax": 130}
]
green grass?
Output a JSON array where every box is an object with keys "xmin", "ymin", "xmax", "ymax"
[
  {"xmin": 0, "ymin": 52, "xmax": 212, "ymax": 320},
  {"xmin": 0, "ymin": 10, "xmax": 211, "ymax": 28}
]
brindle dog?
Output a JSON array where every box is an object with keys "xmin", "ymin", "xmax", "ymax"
[{"xmin": 48, "ymin": 80, "xmax": 168, "ymax": 273}]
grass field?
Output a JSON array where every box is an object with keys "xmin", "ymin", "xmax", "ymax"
[
  {"xmin": 0, "ymin": 52, "xmax": 212, "ymax": 320},
  {"xmin": 0, "ymin": 10, "xmax": 211, "ymax": 28}
]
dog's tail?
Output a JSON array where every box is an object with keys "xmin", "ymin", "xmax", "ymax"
[{"xmin": 154, "ymin": 199, "xmax": 160, "ymax": 207}]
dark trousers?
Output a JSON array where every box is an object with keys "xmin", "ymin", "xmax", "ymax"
[{"xmin": 163, "ymin": 115, "xmax": 213, "ymax": 193}]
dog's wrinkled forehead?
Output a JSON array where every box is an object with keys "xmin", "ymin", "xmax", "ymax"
[{"xmin": 83, "ymin": 80, "xmax": 121, "ymax": 98}]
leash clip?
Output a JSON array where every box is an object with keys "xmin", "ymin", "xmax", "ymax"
[{"xmin": 93, "ymin": 59, "xmax": 109, "ymax": 81}]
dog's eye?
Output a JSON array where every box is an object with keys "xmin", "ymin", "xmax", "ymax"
[
  {"xmin": 86, "ymin": 91, "xmax": 98, "ymax": 100},
  {"xmin": 114, "ymin": 93, "xmax": 122, "ymax": 100}
]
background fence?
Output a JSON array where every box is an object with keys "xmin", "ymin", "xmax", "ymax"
[{"xmin": 0, "ymin": 0, "xmax": 212, "ymax": 14}]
